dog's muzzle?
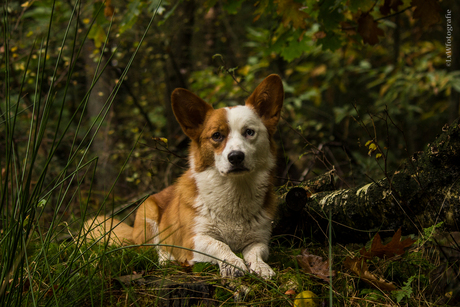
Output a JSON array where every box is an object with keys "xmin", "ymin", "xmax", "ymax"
[{"xmin": 227, "ymin": 151, "xmax": 249, "ymax": 173}]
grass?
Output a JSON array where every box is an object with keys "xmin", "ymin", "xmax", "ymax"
[
  {"xmin": 1, "ymin": 1, "xmax": 459, "ymax": 306},
  {"xmin": 3, "ymin": 231, "xmax": 449, "ymax": 306}
]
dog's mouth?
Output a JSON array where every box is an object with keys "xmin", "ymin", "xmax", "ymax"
[{"xmin": 227, "ymin": 166, "xmax": 250, "ymax": 175}]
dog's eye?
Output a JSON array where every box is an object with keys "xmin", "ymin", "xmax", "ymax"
[
  {"xmin": 244, "ymin": 129, "xmax": 255, "ymax": 137},
  {"xmin": 211, "ymin": 132, "xmax": 223, "ymax": 142}
]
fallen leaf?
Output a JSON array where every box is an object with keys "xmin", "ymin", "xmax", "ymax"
[
  {"xmin": 296, "ymin": 249, "xmax": 335, "ymax": 282},
  {"xmin": 357, "ymin": 13, "xmax": 384, "ymax": 45},
  {"xmin": 285, "ymin": 289, "xmax": 296, "ymax": 295},
  {"xmin": 411, "ymin": 0, "xmax": 440, "ymax": 27},
  {"xmin": 344, "ymin": 256, "xmax": 397, "ymax": 291},
  {"xmin": 360, "ymin": 228, "xmax": 416, "ymax": 259},
  {"xmin": 294, "ymin": 290, "xmax": 318, "ymax": 307}
]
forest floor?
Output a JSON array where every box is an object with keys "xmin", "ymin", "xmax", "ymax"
[{"xmin": 21, "ymin": 223, "xmax": 458, "ymax": 307}]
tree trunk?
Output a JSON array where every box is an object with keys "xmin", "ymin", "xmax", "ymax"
[
  {"xmin": 275, "ymin": 119, "xmax": 460, "ymax": 243},
  {"xmin": 83, "ymin": 42, "xmax": 115, "ymax": 193},
  {"xmin": 162, "ymin": 0, "xmax": 196, "ymax": 137}
]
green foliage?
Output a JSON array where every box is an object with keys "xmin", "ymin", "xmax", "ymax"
[
  {"xmin": 417, "ymin": 221, "xmax": 444, "ymax": 245},
  {"xmin": 393, "ymin": 275, "xmax": 416, "ymax": 303}
]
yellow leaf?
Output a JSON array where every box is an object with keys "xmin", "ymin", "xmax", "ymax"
[
  {"xmin": 159, "ymin": 137, "xmax": 168, "ymax": 145},
  {"xmin": 365, "ymin": 140, "xmax": 373, "ymax": 147},
  {"xmin": 376, "ymin": 153, "xmax": 382, "ymax": 159},
  {"xmin": 294, "ymin": 291, "xmax": 318, "ymax": 307},
  {"xmin": 369, "ymin": 143, "xmax": 377, "ymax": 151},
  {"xmin": 238, "ymin": 65, "xmax": 250, "ymax": 76},
  {"xmin": 152, "ymin": 137, "xmax": 168, "ymax": 148}
]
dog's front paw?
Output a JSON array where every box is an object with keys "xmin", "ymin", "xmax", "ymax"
[
  {"xmin": 249, "ymin": 261, "xmax": 275, "ymax": 279},
  {"xmin": 220, "ymin": 258, "xmax": 248, "ymax": 278}
]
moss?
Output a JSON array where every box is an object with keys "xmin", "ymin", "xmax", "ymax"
[{"xmin": 287, "ymin": 120, "xmax": 460, "ymax": 243}]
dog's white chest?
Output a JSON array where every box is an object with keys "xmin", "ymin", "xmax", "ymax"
[{"xmin": 192, "ymin": 169, "xmax": 273, "ymax": 253}]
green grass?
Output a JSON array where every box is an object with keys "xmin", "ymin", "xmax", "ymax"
[
  {"xmin": 34, "ymin": 233, "xmax": 448, "ymax": 306},
  {"xmin": 1, "ymin": 0, "xmax": 161, "ymax": 305},
  {"xmin": 2, "ymin": 229, "xmax": 451, "ymax": 306}
]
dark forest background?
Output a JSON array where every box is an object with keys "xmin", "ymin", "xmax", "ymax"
[{"xmin": 4, "ymin": 0, "xmax": 459, "ymax": 211}]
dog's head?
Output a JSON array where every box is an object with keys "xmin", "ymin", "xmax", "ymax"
[{"xmin": 171, "ymin": 74, "xmax": 284, "ymax": 176}]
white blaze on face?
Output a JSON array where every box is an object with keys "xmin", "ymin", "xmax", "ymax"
[{"xmin": 214, "ymin": 106, "xmax": 274, "ymax": 175}]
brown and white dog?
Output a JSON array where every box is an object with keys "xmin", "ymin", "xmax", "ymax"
[{"xmin": 86, "ymin": 74, "xmax": 284, "ymax": 279}]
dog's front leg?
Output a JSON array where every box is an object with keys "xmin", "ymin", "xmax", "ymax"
[
  {"xmin": 243, "ymin": 242, "xmax": 275, "ymax": 279},
  {"xmin": 194, "ymin": 234, "xmax": 248, "ymax": 278}
]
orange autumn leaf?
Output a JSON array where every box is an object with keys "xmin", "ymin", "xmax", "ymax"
[
  {"xmin": 344, "ymin": 256, "xmax": 397, "ymax": 291},
  {"xmin": 360, "ymin": 228, "xmax": 416, "ymax": 259}
]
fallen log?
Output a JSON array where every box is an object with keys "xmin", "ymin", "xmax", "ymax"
[{"xmin": 274, "ymin": 120, "xmax": 460, "ymax": 243}]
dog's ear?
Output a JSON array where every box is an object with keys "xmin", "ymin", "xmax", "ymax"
[
  {"xmin": 171, "ymin": 89, "xmax": 214, "ymax": 140},
  {"xmin": 245, "ymin": 74, "xmax": 284, "ymax": 135}
]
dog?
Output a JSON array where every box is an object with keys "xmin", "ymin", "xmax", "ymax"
[{"xmin": 86, "ymin": 74, "xmax": 284, "ymax": 279}]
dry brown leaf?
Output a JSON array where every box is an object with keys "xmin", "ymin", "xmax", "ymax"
[
  {"xmin": 344, "ymin": 256, "xmax": 397, "ymax": 291},
  {"xmin": 357, "ymin": 13, "xmax": 384, "ymax": 45},
  {"xmin": 411, "ymin": 0, "xmax": 441, "ymax": 27},
  {"xmin": 360, "ymin": 228, "xmax": 416, "ymax": 259},
  {"xmin": 296, "ymin": 249, "xmax": 335, "ymax": 282}
]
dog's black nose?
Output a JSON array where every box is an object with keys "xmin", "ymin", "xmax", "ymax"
[{"xmin": 228, "ymin": 151, "xmax": 245, "ymax": 165}]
